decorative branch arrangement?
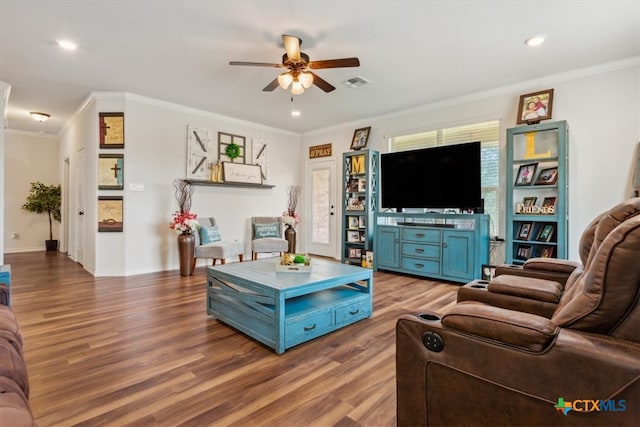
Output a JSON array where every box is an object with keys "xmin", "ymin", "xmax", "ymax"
[
  {"xmin": 174, "ymin": 179, "xmax": 194, "ymax": 214},
  {"xmin": 287, "ymin": 185, "xmax": 301, "ymax": 214}
]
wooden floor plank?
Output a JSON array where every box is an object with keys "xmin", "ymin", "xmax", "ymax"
[{"xmin": 5, "ymin": 251, "xmax": 459, "ymax": 426}]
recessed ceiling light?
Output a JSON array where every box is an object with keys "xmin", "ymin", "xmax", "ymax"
[
  {"xmin": 30, "ymin": 112, "xmax": 50, "ymax": 122},
  {"xmin": 57, "ymin": 39, "xmax": 78, "ymax": 50},
  {"xmin": 524, "ymin": 35, "xmax": 546, "ymax": 47},
  {"xmin": 291, "ymin": 110, "xmax": 301, "ymax": 117}
]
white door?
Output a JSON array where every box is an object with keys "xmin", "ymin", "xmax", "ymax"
[
  {"xmin": 305, "ymin": 159, "xmax": 337, "ymax": 257},
  {"xmin": 75, "ymin": 149, "xmax": 85, "ymax": 266}
]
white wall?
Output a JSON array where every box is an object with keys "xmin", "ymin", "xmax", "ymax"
[
  {"xmin": 301, "ymin": 59, "xmax": 640, "ymax": 262},
  {"xmin": 58, "ymin": 92, "xmax": 301, "ymax": 276},
  {"xmin": 4, "ymin": 131, "xmax": 60, "ymax": 252},
  {"xmin": 0, "ymin": 81, "xmax": 9, "ymax": 264}
]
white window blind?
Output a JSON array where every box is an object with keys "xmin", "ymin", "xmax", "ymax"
[{"xmin": 390, "ymin": 120, "xmax": 500, "ymax": 235}]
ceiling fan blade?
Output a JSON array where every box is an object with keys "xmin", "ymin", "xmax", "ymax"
[
  {"xmin": 308, "ymin": 57, "xmax": 360, "ymax": 69},
  {"xmin": 229, "ymin": 61, "xmax": 284, "ymax": 68},
  {"xmin": 309, "ymin": 72, "xmax": 335, "ymax": 93},
  {"xmin": 262, "ymin": 78, "xmax": 280, "ymax": 92},
  {"xmin": 282, "ymin": 34, "xmax": 301, "ymax": 61}
]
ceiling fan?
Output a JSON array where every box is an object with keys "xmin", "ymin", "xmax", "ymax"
[{"xmin": 229, "ymin": 34, "xmax": 360, "ymax": 95}]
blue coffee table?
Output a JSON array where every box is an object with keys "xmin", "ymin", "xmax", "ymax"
[{"xmin": 207, "ymin": 258, "xmax": 373, "ymax": 354}]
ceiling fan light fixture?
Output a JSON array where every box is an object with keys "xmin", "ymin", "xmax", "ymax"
[
  {"xmin": 291, "ymin": 80, "xmax": 305, "ymax": 95},
  {"xmin": 30, "ymin": 112, "xmax": 50, "ymax": 122},
  {"xmin": 524, "ymin": 35, "xmax": 546, "ymax": 47},
  {"xmin": 299, "ymin": 72, "xmax": 313, "ymax": 89},
  {"xmin": 277, "ymin": 72, "xmax": 294, "ymax": 89}
]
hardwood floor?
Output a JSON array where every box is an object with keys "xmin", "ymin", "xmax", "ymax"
[{"xmin": 6, "ymin": 251, "xmax": 459, "ymax": 426}]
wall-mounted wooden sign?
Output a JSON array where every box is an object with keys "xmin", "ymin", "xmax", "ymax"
[
  {"xmin": 99, "ymin": 112, "xmax": 125, "ymax": 149},
  {"xmin": 309, "ymin": 143, "xmax": 332, "ymax": 158}
]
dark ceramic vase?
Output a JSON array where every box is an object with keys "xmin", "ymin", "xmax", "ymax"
[
  {"xmin": 177, "ymin": 233, "xmax": 195, "ymax": 276},
  {"xmin": 284, "ymin": 225, "xmax": 296, "ymax": 254}
]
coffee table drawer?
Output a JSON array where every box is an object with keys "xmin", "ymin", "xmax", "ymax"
[
  {"xmin": 335, "ymin": 300, "xmax": 370, "ymax": 325},
  {"xmin": 285, "ymin": 310, "xmax": 333, "ymax": 346}
]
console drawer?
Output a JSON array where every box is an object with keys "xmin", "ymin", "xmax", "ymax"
[
  {"xmin": 401, "ymin": 243, "xmax": 440, "ymax": 259},
  {"xmin": 402, "ymin": 228, "xmax": 441, "ymax": 243},
  {"xmin": 401, "ymin": 257, "xmax": 440, "ymax": 275}
]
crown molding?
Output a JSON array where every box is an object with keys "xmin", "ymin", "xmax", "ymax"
[{"xmin": 302, "ymin": 56, "xmax": 640, "ymax": 138}]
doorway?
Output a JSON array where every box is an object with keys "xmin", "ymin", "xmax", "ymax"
[{"xmin": 305, "ymin": 159, "xmax": 337, "ymax": 258}]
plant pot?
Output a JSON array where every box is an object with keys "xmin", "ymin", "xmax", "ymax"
[
  {"xmin": 45, "ymin": 240, "xmax": 59, "ymax": 252},
  {"xmin": 177, "ymin": 233, "xmax": 195, "ymax": 276}
]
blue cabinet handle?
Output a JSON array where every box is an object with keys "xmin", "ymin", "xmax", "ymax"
[
  {"xmin": 304, "ymin": 324, "xmax": 316, "ymax": 331},
  {"xmin": 349, "ymin": 309, "xmax": 360, "ymax": 315},
  {"xmin": 415, "ymin": 248, "xmax": 424, "ymax": 253},
  {"xmin": 415, "ymin": 263, "xmax": 424, "ymax": 268},
  {"xmin": 416, "ymin": 233, "xmax": 425, "ymax": 237}
]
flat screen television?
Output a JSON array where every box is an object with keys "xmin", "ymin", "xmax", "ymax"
[{"xmin": 381, "ymin": 141, "xmax": 481, "ymax": 211}]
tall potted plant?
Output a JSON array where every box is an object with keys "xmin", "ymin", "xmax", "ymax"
[{"xmin": 21, "ymin": 181, "xmax": 62, "ymax": 251}]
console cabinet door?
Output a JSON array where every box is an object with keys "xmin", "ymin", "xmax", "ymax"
[
  {"xmin": 376, "ymin": 226, "xmax": 400, "ymax": 269},
  {"xmin": 441, "ymin": 230, "xmax": 475, "ymax": 281}
]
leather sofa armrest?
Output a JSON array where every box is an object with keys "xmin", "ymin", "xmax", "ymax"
[
  {"xmin": 523, "ymin": 257, "xmax": 581, "ymax": 274},
  {"xmin": 494, "ymin": 258, "xmax": 580, "ymax": 285},
  {"xmin": 488, "ymin": 275, "xmax": 563, "ymax": 303},
  {"xmin": 441, "ymin": 301, "xmax": 558, "ymax": 352}
]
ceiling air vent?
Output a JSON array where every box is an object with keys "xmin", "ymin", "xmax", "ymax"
[{"xmin": 343, "ymin": 76, "xmax": 371, "ymax": 89}]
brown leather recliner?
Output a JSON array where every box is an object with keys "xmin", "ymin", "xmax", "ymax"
[
  {"xmin": 396, "ymin": 199, "xmax": 640, "ymax": 426},
  {"xmin": 457, "ymin": 197, "xmax": 640, "ymax": 317}
]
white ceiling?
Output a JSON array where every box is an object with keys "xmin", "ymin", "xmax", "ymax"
[{"xmin": 1, "ymin": 1, "xmax": 639, "ymax": 136}]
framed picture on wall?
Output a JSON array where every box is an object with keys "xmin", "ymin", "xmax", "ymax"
[
  {"xmin": 98, "ymin": 154, "xmax": 124, "ymax": 190},
  {"xmin": 97, "ymin": 196, "xmax": 123, "ymax": 232},
  {"xmin": 99, "ymin": 112, "xmax": 125, "ymax": 149}
]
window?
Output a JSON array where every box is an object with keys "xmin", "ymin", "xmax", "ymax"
[{"xmin": 390, "ymin": 120, "xmax": 500, "ymax": 235}]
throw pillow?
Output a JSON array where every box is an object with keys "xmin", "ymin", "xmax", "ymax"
[
  {"xmin": 200, "ymin": 225, "xmax": 222, "ymax": 244},
  {"xmin": 254, "ymin": 222, "xmax": 280, "ymax": 239}
]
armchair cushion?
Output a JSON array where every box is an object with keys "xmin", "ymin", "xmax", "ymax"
[
  {"xmin": 442, "ymin": 301, "xmax": 558, "ymax": 352},
  {"xmin": 253, "ymin": 222, "xmax": 280, "ymax": 239},
  {"xmin": 199, "ymin": 225, "xmax": 221, "ymax": 245},
  {"xmin": 488, "ymin": 275, "xmax": 563, "ymax": 303}
]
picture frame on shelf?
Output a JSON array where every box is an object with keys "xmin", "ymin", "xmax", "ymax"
[
  {"xmin": 542, "ymin": 197, "xmax": 557, "ymax": 208},
  {"xmin": 357, "ymin": 178, "xmax": 367, "ymax": 192},
  {"xmin": 535, "ymin": 167, "xmax": 558, "ymax": 185},
  {"xmin": 481, "ymin": 264, "xmax": 497, "ymax": 281},
  {"xmin": 516, "ymin": 88, "xmax": 554, "ymax": 124},
  {"xmin": 348, "ymin": 216, "xmax": 359, "ymax": 229},
  {"xmin": 515, "ymin": 244, "xmax": 532, "ymax": 260},
  {"xmin": 540, "ymin": 246, "xmax": 554, "ymax": 258},
  {"xmin": 536, "ymin": 224, "xmax": 555, "ymax": 242},
  {"xmin": 347, "ymin": 230, "xmax": 361, "ymax": 243},
  {"xmin": 365, "ymin": 251, "xmax": 374, "ymax": 269},
  {"xmin": 517, "ymin": 222, "xmax": 533, "ymax": 240},
  {"xmin": 350, "ymin": 126, "xmax": 371, "ymax": 150},
  {"xmin": 515, "ymin": 163, "xmax": 538, "ymax": 186},
  {"xmin": 523, "ymin": 196, "xmax": 537, "ymax": 207},
  {"xmin": 348, "ymin": 247, "xmax": 362, "ymax": 259},
  {"xmin": 222, "ymin": 162, "xmax": 262, "ymax": 184},
  {"xmin": 358, "ymin": 216, "xmax": 366, "ymax": 228},
  {"xmin": 347, "ymin": 178, "xmax": 359, "ymax": 192},
  {"xmin": 347, "ymin": 196, "xmax": 366, "ymax": 211}
]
